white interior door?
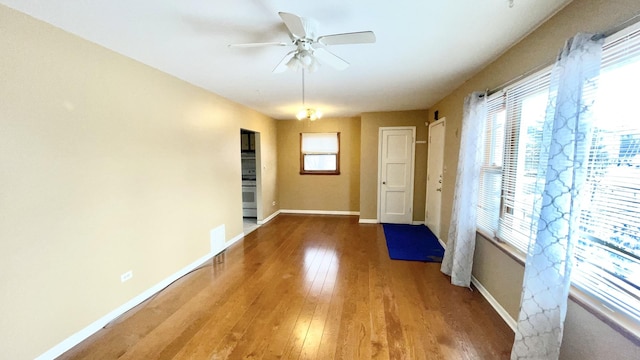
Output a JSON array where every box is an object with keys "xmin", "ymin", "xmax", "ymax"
[
  {"xmin": 379, "ymin": 127, "xmax": 415, "ymax": 224},
  {"xmin": 425, "ymin": 118, "xmax": 446, "ymax": 238}
]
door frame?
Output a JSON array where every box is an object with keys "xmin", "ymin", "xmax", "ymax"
[
  {"xmin": 425, "ymin": 118, "xmax": 446, "ymax": 236},
  {"xmin": 377, "ymin": 126, "xmax": 416, "ymax": 223}
]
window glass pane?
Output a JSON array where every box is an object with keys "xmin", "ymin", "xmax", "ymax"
[{"xmin": 304, "ymin": 154, "xmax": 337, "ymax": 171}]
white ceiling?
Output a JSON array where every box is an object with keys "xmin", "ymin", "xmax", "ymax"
[{"xmin": 1, "ymin": 0, "xmax": 571, "ymax": 119}]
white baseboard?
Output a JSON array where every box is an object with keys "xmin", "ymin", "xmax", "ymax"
[
  {"xmin": 36, "ymin": 230, "xmax": 244, "ymax": 360},
  {"xmin": 470, "ymin": 275, "xmax": 517, "ymax": 332},
  {"xmin": 257, "ymin": 210, "xmax": 280, "ymax": 225},
  {"xmin": 358, "ymin": 218, "xmax": 378, "ymax": 224},
  {"xmin": 279, "ymin": 209, "xmax": 360, "ymax": 216}
]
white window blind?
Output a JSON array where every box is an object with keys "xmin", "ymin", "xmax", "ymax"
[
  {"xmin": 301, "ymin": 132, "xmax": 339, "ymax": 153},
  {"xmin": 477, "ymin": 23, "xmax": 640, "ymax": 323}
]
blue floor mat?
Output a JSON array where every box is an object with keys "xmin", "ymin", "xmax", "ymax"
[{"xmin": 382, "ymin": 223, "xmax": 445, "ymax": 262}]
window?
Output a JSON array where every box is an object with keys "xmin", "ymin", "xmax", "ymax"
[
  {"xmin": 300, "ymin": 132, "xmax": 340, "ymax": 175},
  {"xmin": 478, "ymin": 25, "xmax": 640, "ymax": 323}
]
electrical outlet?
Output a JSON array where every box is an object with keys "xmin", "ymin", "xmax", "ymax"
[
  {"xmin": 120, "ymin": 270, "xmax": 133, "ymax": 283},
  {"xmin": 272, "ymin": 201, "xmax": 276, "ymax": 206}
]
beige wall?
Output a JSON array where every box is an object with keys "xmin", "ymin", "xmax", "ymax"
[
  {"xmin": 431, "ymin": 0, "xmax": 640, "ymax": 359},
  {"xmin": 0, "ymin": 6, "xmax": 278, "ymax": 359},
  {"xmin": 277, "ymin": 117, "xmax": 360, "ymax": 212},
  {"xmin": 359, "ymin": 110, "xmax": 429, "ymax": 221}
]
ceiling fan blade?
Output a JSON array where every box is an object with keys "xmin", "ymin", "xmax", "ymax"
[
  {"xmin": 228, "ymin": 42, "xmax": 289, "ymax": 48},
  {"xmin": 273, "ymin": 50, "xmax": 297, "ymax": 73},
  {"xmin": 318, "ymin": 31, "xmax": 376, "ymax": 46},
  {"xmin": 313, "ymin": 48, "xmax": 349, "ymax": 71},
  {"xmin": 279, "ymin": 12, "xmax": 307, "ymax": 39}
]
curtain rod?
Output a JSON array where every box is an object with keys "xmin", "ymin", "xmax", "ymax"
[{"xmin": 482, "ymin": 12, "xmax": 640, "ymax": 97}]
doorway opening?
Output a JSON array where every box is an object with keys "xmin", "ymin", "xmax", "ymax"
[{"xmin": 240, "ymin": 129, "xmax": 260, "ymax": 235}]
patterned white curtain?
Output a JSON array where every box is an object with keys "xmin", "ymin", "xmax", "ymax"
[
  {"xmin": 441, "ymin": 92, "xmax": 487, "ymax": 287},
  {"xmin": 511, "ymin": 33, "xmax": 604, "ymax": 359}
]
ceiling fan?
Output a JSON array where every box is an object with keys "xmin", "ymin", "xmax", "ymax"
[{"xmin": 229, "ymin": 12, "xmax": 376, "ymax": 73}]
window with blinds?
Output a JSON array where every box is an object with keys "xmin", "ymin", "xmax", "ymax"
[
  {"xmin": 300, "ymin": 132, "xmax": 341, "ymax": 175},
  {"xmin": 477, "ymin": 23, "xmax": 640, "ymax": 323}
]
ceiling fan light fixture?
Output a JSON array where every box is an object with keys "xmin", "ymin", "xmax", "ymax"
[
  {"xmin": 298, "ymin": 50, "xmax": 313, "ymax": 66},
  {"xmin": 286, "ymin": 56, "xmax": 301, "ymax": 71},
  {"xmin": 308, "ymin": 58, "xmax": 320, "ymax": 73},
  {"xmin": 285, "ymin": 50, "xmax": 320, "ymax": 73}
]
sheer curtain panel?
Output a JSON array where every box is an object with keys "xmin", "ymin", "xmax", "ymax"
[
  {"xmin": 511, "ymin": 33, "xmax": 604, "ymax": 360},
  {"xmin": 441, "ymin": 92, "xmax": 487, "ymax": 287}
]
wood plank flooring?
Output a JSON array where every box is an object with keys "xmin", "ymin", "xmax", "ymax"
[{"xmin": 59, "ymin": 215, "xmax": 514, "ymax": 359}]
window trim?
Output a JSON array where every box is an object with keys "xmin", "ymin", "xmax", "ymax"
[{"xmin": 299, "ymin": 132, "xmax": 341, "ymax": 175}]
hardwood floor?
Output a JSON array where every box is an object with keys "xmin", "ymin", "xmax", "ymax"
[{"xmin": 59, "ymin": 215, "xmax": 514, "ymax": 359}]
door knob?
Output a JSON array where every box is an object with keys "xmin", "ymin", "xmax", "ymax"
[{"xmin": 436, "ymin": 188, "xmax": 442, "ymax": 192}]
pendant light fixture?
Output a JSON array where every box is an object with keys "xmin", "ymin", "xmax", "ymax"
[{"xmin": 296, "ymin": 69, "xmax": 322, "ymax": 121}]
